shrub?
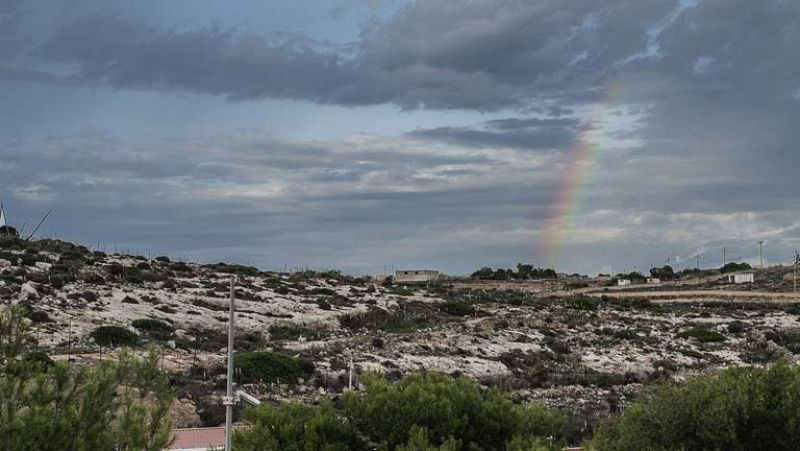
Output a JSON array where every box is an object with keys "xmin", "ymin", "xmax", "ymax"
[
  {"xmin": 722, "ymin": 262, "xmax": 752, "ymax": 273},
  {"xmin": 131, "ymin": 319, "xmax": 174, "ymax": 340},
  {"xmin": 437, "ymin": 301, "xmax": 476, "ymax": 316},
  {"xmin": 563, "ymin": 296, "xmax": 598, "ymax": 311},
  {"xmin": 155, "ymin": 305, "xmax": 177, "ymax": 314},
  {"xmin": 339, "ymin": 307, "xmax": 433, "ymax": 333},
  {"xmin": 728, "ymin": 321, "xmax": 746, "ymax": 334},
  {"xmin": 234, "ymin": 399, "xmax": 367, "ymax": 451},
  {"xmin": 678, "ymin": 327, "xmax": 726, "ymax": 343},
  {"xmin": 342, "ymin": 372, "xmax": 565, "ymax": 450},
  {"xmin": 191, "ymin": 298, "xmax": 228, "ymax": 312},
  {"xmin": 234, "ymin": 352, "xmax": 312, "ymax": 384},
  {"xmin": 90, "ymin": 326, "xmax": 138, "ymax": 347},
  {"xmin": 268, "ymin": 323, "xmax": 325, "ymax": 341},
  {"xmin": 589, "ymin": 363, "xmax": 800, "ymax": 451},
  {"xmin": 28, "ymin": 310, "xmax": 51, "ymax": 324}
]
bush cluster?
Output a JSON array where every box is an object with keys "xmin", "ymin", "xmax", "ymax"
[
  {"xmin": 131, "ymin": 318, "xmax": 174, "ymax": 340},
  {"xmin": 234, "ymin": 351, "xmax": 313, "ymax": 384},
  {"xmin": 235, "ymin": 372, "xmax": 565, "ymax": 451},
  {"xmin": 590, "ymin": 363, "xmax": 800, "ymax": 451},
  {"xmin": 90, "ymin": 326, "xmax": 138, "ymax": 347}
]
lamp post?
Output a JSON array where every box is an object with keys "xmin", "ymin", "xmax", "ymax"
[{"xmin": 225, "ymin": 277, "xmax": 235, "ymax": 451}]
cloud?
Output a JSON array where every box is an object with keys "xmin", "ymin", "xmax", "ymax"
[
  {"xmin": 3, "ymin": 0, "xmax": 800, "ymax": 273},
  {"xmin": 410, "ymin": 117, "xmax": 579, "ymax": 150}
]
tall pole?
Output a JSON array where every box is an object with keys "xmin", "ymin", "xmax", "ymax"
[
  {"xmin": 758, "ymin": 241, "xmax": 765, "ymax": 269},
  {"xmin": 225, "ymin": 276, "xmax": 236, "ymax": 451},
  {"xmin": 695, "ymin": 254, "xmax": 699, "ymax": 270},
  {"xmin": 723, "ymin": 246, "xmax": 727, "ymax": 268}
]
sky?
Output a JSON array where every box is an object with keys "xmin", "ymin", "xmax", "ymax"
[{"xmin": 1, "ymin": 0, "xmax": 799, "ymax": 275}]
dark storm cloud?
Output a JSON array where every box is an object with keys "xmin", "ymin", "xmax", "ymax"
[
  {"xmin": 5, "ymin": 0, "xmax": 798, "ymax": 112},
  {"xmin": 36, "ymin": 16, "xmax": 354, "ymax": 102},
  {"xmin": 0, "ymin": 0, "xmax": 680, "ymax": 109}
]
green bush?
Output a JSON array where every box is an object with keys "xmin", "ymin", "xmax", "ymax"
[
  {"xmin": 563, "ymin": 296, "xmax": 598, "ymax": 311},
  {"xmin": 234, "ymin": 399, "xmax": 367, "ymax": 451},
  {"xmin": 339, "ymin": 307, "xmax": 433, "ymax": 333},
  {"xmin": 677, "ymin": 327, "xmax": 726, "ymax": 343},
  {"xmin": 589, "ymin": 363, "xmax": 800, "ymax": 451},
  {"xmin": 0, "ymin": 307, "xmax": 173, "ymax": 450},
  {"xmin": 90, "ymin": 326, "xmax": 138, "ymax": 347},
  {"xmin": 234, "ymin": 351, "xmax": 312, "ymax": 384},
  {"xmin": 131, "ymin": 319, "xmax": 174, "ymax": 340},
  {"xmin": 342, "ymin": 372, "xmax": 565, "ymax": 450},
  {"xmin": 437, "ymin": 301, "xmax": 476, "ymax": 316}
]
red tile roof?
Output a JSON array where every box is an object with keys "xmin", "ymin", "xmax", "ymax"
[{"xmin": 169, "ymin": 427, "xmax": 248, "ymax": 450}]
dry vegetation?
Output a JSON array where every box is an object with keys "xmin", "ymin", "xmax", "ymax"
[{"xmin": 2, "ymin": 235, "xmax": 800, "ymax": 443}]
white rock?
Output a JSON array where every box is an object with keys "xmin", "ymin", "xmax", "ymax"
[
  {"xmin": 35, "ymin": 261, "xmax": 52, "ymax": 271},
  {"xmin": 18, "ymin": 282, "xmax": 39, "ymax": 301},
  {"xmin": 0, "ymin": 259, "xmax": 11, "ymax": 268}
]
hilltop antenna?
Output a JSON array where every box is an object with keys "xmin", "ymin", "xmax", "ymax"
[
  {"xmin": 758, "ymin": 241, "xmax": 765, "ymax": 269},
  {"xmin": 26, "ymin": 210, "xmax": 52, "ymax": 241},
  {"xmin": 722, "ymin": 246, "xmax": 727, "ymax": 268}
]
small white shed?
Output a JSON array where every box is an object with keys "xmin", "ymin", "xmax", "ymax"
[{"xmin": 728, "ymin": 273, "xmax": 754, "ymax": 284}]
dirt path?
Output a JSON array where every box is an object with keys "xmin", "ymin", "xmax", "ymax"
[{"xmin": 585, "ymin": 289, "xmax": 800, "ymax": 302}]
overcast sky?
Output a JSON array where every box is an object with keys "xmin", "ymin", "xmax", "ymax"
[{"xmin": 1, "ymin": 0, "xmax": 798, "ymax": 275}]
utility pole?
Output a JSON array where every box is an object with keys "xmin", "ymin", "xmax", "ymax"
[
  {"xmin": 696, "ymin": 254, "xmax": 700, "ymax": 270},
  {"xmin": 758, "ymin": 241, "xmax": 765, "ymax": 269},
  {"xmin": 723, "ymin": 246, "xmax": 727, "ymax": 268},
  {"xmin": 225, "ymin": 276, "xmax": 236, "ymax": 451},
  {"xmin": 794, "ymin": 251, "xmax": 798, "ymax": 294}
]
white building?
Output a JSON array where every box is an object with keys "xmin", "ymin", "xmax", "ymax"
[
  {"xmin": 728, "ymin": 273, "xmax": 754, "ymax": 284},
  {"xmin": 646, "ymin": 277, "xmax": 661, "ymax": 284},
  {"xmin": 395, "ymin": 269, "xmax": 440, "ymax": 283},
  {"xmin": 617, "ymin": 279, "xmax": 632, "ymax": 286}
]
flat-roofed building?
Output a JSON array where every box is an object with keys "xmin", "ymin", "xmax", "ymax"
[
  {"xmin": 728, "ymin": 273, "xmax": 754, "ymax": 284},
  {"xmin": 395, "ymin": 269, "xmax": 440, "ymax": 283}
]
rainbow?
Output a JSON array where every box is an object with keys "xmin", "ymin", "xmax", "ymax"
[{"xmin": 534, "ymin": 77, "xmax": 625, "ymax": 268}]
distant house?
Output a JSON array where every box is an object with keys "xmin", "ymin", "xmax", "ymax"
[
  {"xmin": 617, "ymin": 279, "xmax": 632, "ymax": 286},
  {"xmin": 728, "ymin": 273, "xmax": 754, "ymax": 284},
  {"xmin": 646, "ymin": 277, "xmax": 661, "ymax": 284},
  {"xmin": 395, "ymin": 269, "xmax": 440, "ymax": 283},
  {"xmin": 373, "ymin": 274, "xmax": 388, "ymax": 283}
]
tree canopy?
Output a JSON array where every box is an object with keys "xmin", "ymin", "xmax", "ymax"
[
  {"xmin": 471, "ymin": 264, "xmax": 558, "ymax": 281},
  {"xmin": 589, "ymin": 362, "xmax": 800, "ymax": 451},
  {"xmin": 0, "ymin": 306, "xmax": 174, "ymax": 450},
  {"xmin": 235, "ymin": 372, "xmax": 564, "ymax": 451}
]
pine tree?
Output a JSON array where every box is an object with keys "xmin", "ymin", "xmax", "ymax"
[{"xmin": 0, "ymin": 306, "xmax": 174, "ymax": 450}]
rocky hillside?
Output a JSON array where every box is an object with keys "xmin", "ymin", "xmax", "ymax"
[{"xmin": 2, "ymin": 235, "xmax": 800, "ymax": 438}]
